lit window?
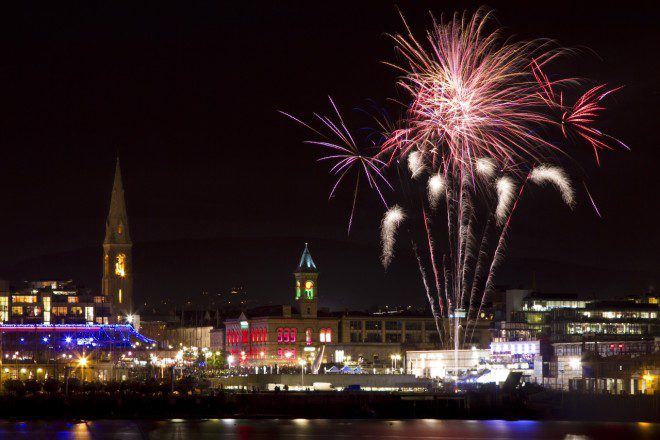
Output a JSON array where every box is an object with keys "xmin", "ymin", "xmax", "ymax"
[
  {"xmin": 296, "ymin": 281, "xmax": 301, "ymax": 300},
  {"xmin": 11, "ymin": 296, "xmax": 37, "ymax": 303},
  {"xmin": 305, "ymin": 328, "xmax": 312, "ymax": 346},
  {"xmin": 94, "ymin": 296, "xmax": 104, "ymax": 304},
  {"xmin": 277, "ymin": 328, "xmax": 283, "ymax": 343},
  {"xmin": 283, "ymin": 328, "xmax": 290, "ymax": 343},
  {"xmin": 326, "ymin": 328, "xmax": 332, "ymax": 343},
  {"xmin": 320, "ymin": 328, "xmax": 326, "ymax": 343},
  {"xmin": 115, "ymin": 254, "xmax": 126, "ymax": 277},
  {"xmin": 11, "ymin": 306, "xmax": 23, "ymax": 316},
  {"xmin": 291, "ymin": 328, "xmax": 297, "ymax": 343},
  {"xmin": 67, "ymin": 296, "xmax": 79, "ymax": 303}
]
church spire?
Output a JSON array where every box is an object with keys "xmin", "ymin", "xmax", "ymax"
[{"xmin": 104, "ymin": 158, "xmax": 131, "ymax": 245}]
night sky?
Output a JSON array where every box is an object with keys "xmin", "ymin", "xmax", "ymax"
[{"xmin": 0, "ymin": 1, "xmax": 657, "ymax": 310}]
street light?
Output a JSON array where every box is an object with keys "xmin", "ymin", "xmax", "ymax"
[
  {"xmin": 227, "ymin": 355, "xmax": 235, "ymax": 368},
  {"xmin": 78, "ymin": 355, "xmax": 88, "ymax": 383}
]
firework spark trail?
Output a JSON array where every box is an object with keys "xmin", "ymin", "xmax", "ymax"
[
  {"xmin": 463, "ymin": 219, "xmax": 492, "ymax": 347},
  {"xmin": 381, "ymin": 205, "xmax": 406, "ymax": 268},
  {"xmin": 530, "ymin": 165, "xmax": 575, "ymax": 207},
  {"xmin": 495, "ymin": 177, "xmax": 516, "ymax": 225},
  {"xmin": 468, "ymin": 173, "xmax": 530, "ymax": 343},
  {"xmin": 583, "ymin": 182, "xmax": 601, "ymax": 217},
  {"xmin": 423, "ymin": 208, "xmax": 445, "ymax": 316},
  {"xmin": 427, "ymin": 173, "xmax": 445, "ymax": 208},
  {"xmin": 413, "ymin": 243, "xmax": 444, "ymax": 345}
]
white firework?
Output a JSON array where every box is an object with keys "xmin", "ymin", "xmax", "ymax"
[
  {"xmin": 530, "ymin": 165, "xmax": 575, "ymax": 208},
  {"xmin": 407, "ymin": 150, "xmax": 425, "ymax": 178},
  {"xmin": 427, "ymin": 173, "xmax": 445, "ymax": 209},
  {"xmin": 495, "ymin": 176, "xmax": 516, "ymax": 225},
  {"xmin": 381, "ymin": 205, "xmax": 406, "ymax": 268},
  {"xmin": 475, "ymin": 157, "xmax": 497, "ymax": 179}
]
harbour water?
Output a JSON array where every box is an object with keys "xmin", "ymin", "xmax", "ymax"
[{"xmin": 0, "ymin": 419, "xmax": 657, "ymax": 439}]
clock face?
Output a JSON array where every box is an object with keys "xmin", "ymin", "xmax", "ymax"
[{"xmin": 304, "ymin": 280, "xmax": 314, "ymax": 299}]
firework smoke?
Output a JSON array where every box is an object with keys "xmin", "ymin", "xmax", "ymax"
[
  {"xmin": 530, "ymin": 165, "xmax": 575, "ymax": 208},
  {"xmin": 381, "ymin": 205, "xmax": 406, "ymax": 268}
]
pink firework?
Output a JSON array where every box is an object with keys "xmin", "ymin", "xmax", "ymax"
[
  {"xmin": 281, "ymin": 97, "xmax": 392, "ymax": 232},
  {"xmin": 382, "ymin": 8, "xmax": 562, "ymax": 174},
  {"xmin": 561, "ymin": 84, "xmax": 628, "ymax": 165}
]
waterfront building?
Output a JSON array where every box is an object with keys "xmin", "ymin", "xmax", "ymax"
[
  {"xmin": 224, "ymin": 244, "xmax": 340, "ymax": 365},
  {"xmin": 550, "ymin": 300, "xmax": 658, "ymax": 341},
  {"xmin": 406, "ymin": 349, "xmax": 491, "ymax": 379},
  {"xmin": 165, "ymin": 325, "xmax": 214, "ymax": 349},
  {"xmin": 0, "ymin": 279, "xmax": 112, "ymax": 325}
]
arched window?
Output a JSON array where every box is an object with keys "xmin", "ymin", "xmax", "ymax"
[
  {"xmin": 115, "ymin": 254, "xmax": 126, "ymax": 277},
  {"xmin": 291, "ymin": 328, "xmax": 297, "ymax": 343},
  {"xmin": 304, "ymin": 280, "xmax": 314, "ymax": 299},
  {"xmin": 326, "ymin": 328, "xmax": 332, "ymax": 343},
  {"xmin": 296, "ymin": 281, "xmax": 301, "ymax": 299},
  {"xmin": 283, "ymin": 328, "xmax": 290, "ymax": 343},
  {"xmin": 305, "ymin": 328, "xmax": 312, "ymax": 346},
  {"xmin": 277, "ymin": 328, "xmax": 283, "ymax": 343},
  {"xmin": 320, "ymin": 328, "xmax": 326, "ymax": 343}
]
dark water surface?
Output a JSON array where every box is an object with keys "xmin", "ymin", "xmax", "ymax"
[{"xmin": 0, "ymin": 419, "xmax": 656, "ymax": 439}]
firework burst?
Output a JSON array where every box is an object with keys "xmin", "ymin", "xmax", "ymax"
[
  {"xmin": 280, "ymin": 97, "xmax": 392, "ymax": 232},
  {"xmin": 286, "ymin": 7, "xmax": 626, "ymax": 353}
]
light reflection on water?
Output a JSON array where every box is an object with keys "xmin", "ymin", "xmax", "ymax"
[{"xmin": 0, "ymin": 419, "xmax": 656, "ymax": 439}]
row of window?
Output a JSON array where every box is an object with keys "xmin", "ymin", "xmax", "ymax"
[
  {"xmin": 349, "ymin": 332, "xmax": 436, "ymax": 343},
  {"xmin": 4, "ymin": 296, "xmax": 106, "ymax": 304},
  {"xmin": 349, "ymin": 320, "xmax": 425, "ymax": 331},
  {"xmin": 6, "ymin": 306, "xmax": 98, "ymax": 317},
  {"xmin": 227, "ymin": 328, "xmax": 270, "ymax": 345},
  {"xmin": 277, "ymin": 327, "xmax": 332, "ymax": 344}
]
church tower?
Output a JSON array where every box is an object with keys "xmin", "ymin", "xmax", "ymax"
[
  {"xmin": 294, "ymin": 243, "xmax": 318, "ymax": 318},
  {"xmin": 102, "ymin": 159, "xmax": 133, "ymax": 323}
]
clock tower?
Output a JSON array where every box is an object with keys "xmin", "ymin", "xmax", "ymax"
[
  {"xmin": 102, "ymin": 159, "xmax": 133, "ymax": 323},
  {"xmin": 294, "ymin": 243, "xmax": 318, "ymax": 318}
]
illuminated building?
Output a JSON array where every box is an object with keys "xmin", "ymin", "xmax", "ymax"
[
  {"xmin": 0, "ymin": 323, "xmax": 155, "ymax": 382},
  {"xmin": 0, "ymin": 280, "xmax": 111, "ymax": 325},
  {"xmin": 102, "ymin": 159, "xmax": 133, "ymax": 323},
  {"xmin": 551, "ymin": 300, "xmax": 658, "ymax": 341},
  {"xmin": 224, "ymin": 244, "xmax": 339, "ymax": 365}
]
